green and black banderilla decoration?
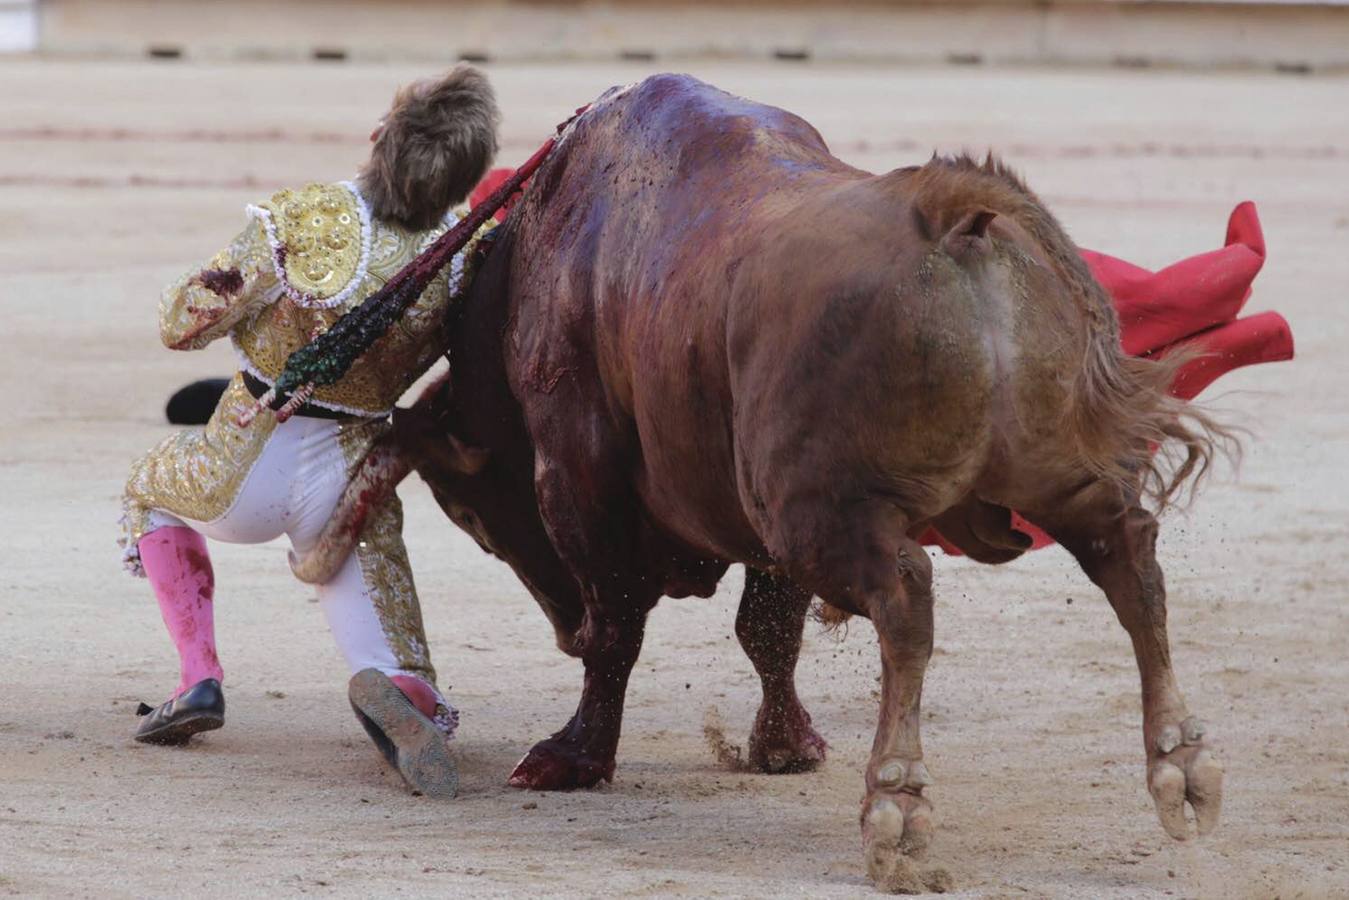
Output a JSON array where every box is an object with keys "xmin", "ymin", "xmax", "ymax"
[{"xmin": 238, "ymin": 130, "xmax": 567, "ymax": 427}]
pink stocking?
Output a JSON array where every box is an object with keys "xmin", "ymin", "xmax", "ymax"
[
  {"xmin": 138, "ymin": 526, "xmax": 223, "ymax": 696},
  {"xmin": 390, "ymin": 675, "xmax": 440, "ymax": 720}
]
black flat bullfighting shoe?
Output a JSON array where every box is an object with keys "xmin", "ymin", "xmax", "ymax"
[
  {"xmin": 164, "ymin": 377, "xmax": 230, "ymax": 425},
  {"xmin": 348, "ymin": 668, "xmax": 458, "ymax": 799},
  {"xmin": 134, "ymin": 678, "xmax": 226, "ymax": 745}
]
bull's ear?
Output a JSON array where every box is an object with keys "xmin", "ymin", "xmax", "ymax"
[
  {"xmin": 392, "ymin": 403, "xmax": 490, "ymax": 475},
  {"xmin": 441, "ymin": 432, "xmax": 491, "ymax": 475}
]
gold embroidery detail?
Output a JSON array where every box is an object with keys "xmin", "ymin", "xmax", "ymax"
[
  {"xmin": 232, "ymin": 195, "xmax": 486, "ymax": 416},
  {"xmin": 336, "ymin": 420, "xmax": 436, "ymax": 683},
  {"xmin": 263, "ymin": 183, "xmax": 363, "ymax": 299},
  {"xmin": 122, "ymin": 373, "xmax": 277, "ymax": 546}
]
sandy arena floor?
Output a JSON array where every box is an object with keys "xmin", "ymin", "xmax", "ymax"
[{"xmin": 0, "ymin": 58, "xmax": 1346, "ymax": 898}]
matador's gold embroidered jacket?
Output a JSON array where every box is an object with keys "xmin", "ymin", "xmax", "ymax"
[
  {"xmin": 122, "ymin": 181, "xmax": 487, "ymax": 564},
  {"xmin": 163, "ymin": 180, "xmax": 477, "ymax": 417}
]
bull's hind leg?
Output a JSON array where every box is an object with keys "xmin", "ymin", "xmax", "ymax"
[
  {"xmin": 777, "ymin": 502, "xmax": 937, "ymax": 891},
  {"xmin": 1038, "ymin": 489, "xmax": 1223, "ymax": 839},
  {"xmin": 736, "ymin": 569, "xmax": 827, "ymax": 773}
]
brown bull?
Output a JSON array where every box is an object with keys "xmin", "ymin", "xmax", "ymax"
[{"xmin": 302, "ymin": 75, "xmax": 1232, "ymax": 889}]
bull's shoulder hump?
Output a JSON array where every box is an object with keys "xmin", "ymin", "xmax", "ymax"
[{"xmin": 620, "ymin": 73, "xmax": 830, "ymax": 154}]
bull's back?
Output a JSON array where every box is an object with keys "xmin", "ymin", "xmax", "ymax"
[{"xmin": 508, "ymin": 75, "xmax": 867, "ymax": 559}]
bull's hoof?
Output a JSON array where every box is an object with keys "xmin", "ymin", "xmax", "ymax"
[
  {"xmin": 748, "ymin": 704, "xmax": 828, "ymax": 774},
  {"xmin": 1148, "ymin": 716, "xmax": 1223, "ymax": 840},
  {"xmin": 862, "ymin": 792, "xmax": 938, "ymax": 894},
  {"xmin": 507, "ymin": 739, "xmax": 614, "ymax": 790}
]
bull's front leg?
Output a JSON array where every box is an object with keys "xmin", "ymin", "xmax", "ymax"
[
  {"xmin": 736, "ymin": 569, "xmax": 827, "ymax": 772},
  {"xmin": 509, "ymin": 362, "xmax": 664, "ymax": 790},
  {"xmin": 508, "ymin": 605, "xmax": 647, "ymax": 790}
]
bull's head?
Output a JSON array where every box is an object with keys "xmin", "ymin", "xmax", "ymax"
[
  {"xmin": 287, "ymin": 370, "xmax": 489, "ymax": 584},
  {"xmin": 291, "ymin": 347, "xmax": 585, "ymax": 649}
]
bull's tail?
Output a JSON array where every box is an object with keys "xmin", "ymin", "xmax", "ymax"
[
  {"xmin": 1069, "ymin": 333, "xmax": 1239, "ymax": 509},
  {"xmin": 907, "ymin": 153, "xmax": 1239, "ymax": 509}
]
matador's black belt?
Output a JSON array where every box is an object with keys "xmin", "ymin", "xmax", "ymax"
[{"xmin": 241, "ymin": 370, "xmax": 352, "ymax": 421}]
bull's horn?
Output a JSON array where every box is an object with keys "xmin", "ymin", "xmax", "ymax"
[{"xmin": 289, "ymin": 442, "xmax": 413, "ymax": 584}]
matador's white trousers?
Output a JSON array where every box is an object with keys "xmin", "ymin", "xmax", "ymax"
[{"xmin": 123, "ymin": 376, "xmax": 450, "ymax": 727}]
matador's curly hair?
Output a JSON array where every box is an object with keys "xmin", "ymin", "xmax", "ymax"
[{"xmin": 358, "ymin": 64, "xmax": 500, "ymax": 231}]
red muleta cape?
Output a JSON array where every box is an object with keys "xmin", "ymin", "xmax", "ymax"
[{"xmin": 472, "ymin": 172, "xmax": 1295, "ymax": 555}]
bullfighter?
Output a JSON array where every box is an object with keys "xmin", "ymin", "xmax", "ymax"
[{"xmin": 118, "ymin": 65, "xmax": 499, "ymax": 798}]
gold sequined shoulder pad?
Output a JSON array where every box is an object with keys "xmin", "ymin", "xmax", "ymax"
[{"xmin": 247, "ymin": 181, "xmax": 371, "ymax": 309}]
